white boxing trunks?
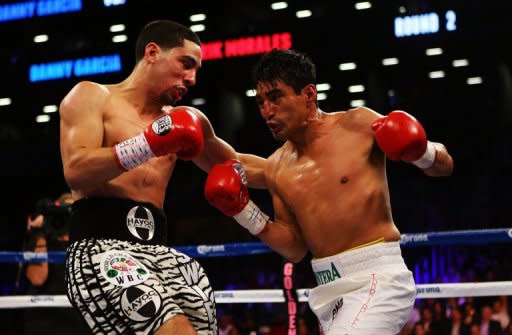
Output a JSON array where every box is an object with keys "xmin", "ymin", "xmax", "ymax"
[{"xmin": 308, "ymin": 241, "xmax": 416, "ymax": 335}]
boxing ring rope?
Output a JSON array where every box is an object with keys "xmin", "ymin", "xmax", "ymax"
[{"xmin": 1, "ymin": 228, "xmax": 512, "ymax": 308}]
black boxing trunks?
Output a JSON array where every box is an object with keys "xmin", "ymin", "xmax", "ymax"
[
  {"xmin": 69, "ymin": 197, "xmax": 168, "ymax": 245},
  {"xmin": 65, "ymin": 197, "xmax": 217, "ymax": 334}
]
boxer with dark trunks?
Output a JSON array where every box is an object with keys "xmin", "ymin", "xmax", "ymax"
[{"xmin": 60, "ymin": 20, "xmax": 247, "ymax": 335}]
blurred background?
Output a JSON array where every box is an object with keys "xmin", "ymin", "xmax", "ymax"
[{"xmin": 1, "ymin": 0, "xmax": 512, "ymax": 334}]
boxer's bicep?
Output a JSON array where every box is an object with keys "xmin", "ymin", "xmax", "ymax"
[
  {"xmin": 60, "ymin": 82, "xmax": 105, "ymax": 164},
  {"xmin": 271, "ymin": 193, "xmax": 297, "ymax": 230},
  {"xmin": 60, "ymin": 82, "xmax": 117, "ymax": 189},
  {"xmin": 238, "ymin": 153, "xmax": 267, "ymax": 189},
  {"xmin": 194, "ymin": 134, "xmax": 237, "ymax": 172},
  {"xmin": 188, "ymin": 107, "xmax": 238, "ymax": 171},
  {"xmin": 189, "ymin": 107, "xmax": 269, "ymax": 189}
]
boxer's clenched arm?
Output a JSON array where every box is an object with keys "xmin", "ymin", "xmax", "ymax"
[
  {"xmin": 204, "ymin": 159, "xmax": 306, "ymax": 263},
  {"xmin": 348, "ymin": 106, "xmax": 454, "ymax": 177},
  {"xmin": 422, "ymin": 142, "xmax": 453, "ymax": 177},
  {"xmin": 114, "ymin": 108, "xmax": 204, "ymax": 170},
  {"xmin": 190, "ymin": 107, "xmax": 267, "ymax": 189},
  {"xmin": 371, "ymin": 110, "xmax": 453, "ymax": 176},
  {"xmin": 238, "ymin": 154, "xmax": 267, "ymax": 189},
  {"xmin": 60, "ymin": 81, "xmax": 123, "ymax": 190},
  {"xmin": 191, "ymin": 107, "xmax": 237, "ymax": 172},
  {"xmin": 258, "ymin": 192, "xmax": 308, "ymax": 263}
]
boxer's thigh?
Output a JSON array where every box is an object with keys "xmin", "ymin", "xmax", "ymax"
[
  {"xmin": 327, "ymin": 270, "xmax": 415, "ymax": 335},
  {"xmin": 66, "ymin": 239, "xmax": 185, "ymax": 335},
  {"xmin": 160, "ymin": 247, "xmax": 217, "ymax": 334}
]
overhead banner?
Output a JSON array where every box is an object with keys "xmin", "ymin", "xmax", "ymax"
[
  {"xmin": 202, "ymin": 32, "xmax": 292, "ymax": 61},
  {"xmin": 0, "ymin": 0, "xmax": 82, "ymax": 23},
  {"xmin": 29, "ymin": 54, "xmax": 122, "ymax": 82}
]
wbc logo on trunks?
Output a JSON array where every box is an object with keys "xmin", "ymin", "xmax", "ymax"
[
  {"xmin": 121, "ymin": 284, "xmax": 162, "ymax": 322},
  {"xmin": 126, "ymin": 206, "xmax": 155, "ymax": 241},
  {"xmin": 99, "ymin": 250, "xmax": 150, "ymax": 287}
]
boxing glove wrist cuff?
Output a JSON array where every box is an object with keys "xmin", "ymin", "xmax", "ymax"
[
  {"xmin": 114, "ymin": 133, "xmax": 155, "ymax": 170},
  {"xmin": 412, "ymin": 141, "xmax": 436, "ymax": 169},
  {"xmin": 233, "ymin": 200, "xmax": 269, "ymax": 235}
]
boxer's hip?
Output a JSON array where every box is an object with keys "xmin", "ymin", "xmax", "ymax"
[
  {"xmin": 311, "ymin": 240, "xmax": 406, "ymax": 285},
  {"xmin": 69, "ymin": 197, "xmax": 168, "ymax": 245},
  {"xmin": 309, "ymin": 241, "xmax": 416, "ymax": 334}
]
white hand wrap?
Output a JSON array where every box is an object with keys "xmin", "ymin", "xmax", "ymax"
[
  {"xmin": 412, "ymin": 141, "xmax": 437, "ymax": 169},
  {"xmin": 233, "ymin": 200, "xmax": 269, "ymax": 235},
  {"xmin": 114, "ymin": 133, "xmax": 155, "ymax": 170}
]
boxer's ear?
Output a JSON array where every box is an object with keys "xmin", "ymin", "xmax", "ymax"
[
  {"xmin": 301, "ymin": 84, "xmax": 317, "ymax": 106},
  {"xmin": 145, "ymin": 42, "xmax": 159, "ymax": 64}
]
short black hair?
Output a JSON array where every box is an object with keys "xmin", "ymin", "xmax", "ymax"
[
  {"xmin": 252, "ymin": 49, "xmax": 316, "ymax": 94},
  {"xmin": 135, "ymin": 20, "xmax": 201, "ymax": 63}
]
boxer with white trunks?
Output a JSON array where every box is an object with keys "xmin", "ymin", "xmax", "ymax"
[
  {"xmin": 308, "ymin": 240, "xmax": 415, "ymax": 334},
  {"xmin": 204, "ymin": 49, "xmax": 454, "ymax": 334}
]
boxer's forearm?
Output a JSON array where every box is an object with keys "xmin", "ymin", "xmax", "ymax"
[
  {"xmin": 257, "ymin": 221, "xmax": 308, "ymax": 263},
  {"xmin": 193, "ymin": 134, "xmax": 237, "ymax": 173},
  {"xmin": 64, "ymin": 147, "xmax": 124, "ymax": 190},
  {"xmin": 422, "ymin": 142, "xmax": 453, "ymax": 177}
]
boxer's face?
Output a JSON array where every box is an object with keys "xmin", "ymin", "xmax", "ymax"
[
  {"xmin": 147, "ymin": 40, "xmax": 202, "ymax": 105},
  {"xmin": 255, "ymin": 80, "xmax": 310, "ymax": 141}
]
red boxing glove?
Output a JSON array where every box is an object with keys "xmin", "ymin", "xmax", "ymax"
[
  {"xmin": 204, "ymin": 160, "xmax": 269, "ymax": 235},
  {"xmin": 114, "ymin": 108, "xmax": 204, "ymax": 170},
  {"xmin": 144, "ymin": 108, "xmax": 204, "ymax": 160},
  {"xmin": 372, "ymin": 111, "xmax": 436, "ymax": 169},
  {"xmin": 204, "ymin": 159, "xmax": 249, "ymax": 216}
]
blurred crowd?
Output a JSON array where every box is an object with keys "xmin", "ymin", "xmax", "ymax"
[
  {"xmin": 402, "ymin": 296, "xmax": 511, "ymax": 335},
  {"xmin": 211, "ymin": 295, "xmax": 512, "ymax": 335}
]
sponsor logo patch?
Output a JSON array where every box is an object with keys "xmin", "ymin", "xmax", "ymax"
[
  {"xmin": 126, "ymin": 206, "xmax": 155, "ymax": 241},
  {"xmin": 332, "ymin": 298, "xmax": 344, "ymax": 320},
  {"xmin": 151, "ymin": 115, "xmax": 172, "ymax": 135},
  {"xmin": 99, "ymin": 250, "xmax": 150, "ymax": 287},
  {"xmin": 314, "ymin": 262, "xmax": 342, "ymax": 285},
  {"xmin": 231, "ymin": 161, "xmax": 247, "ymax": 185},
  {"xmin": 197, "ymin": 244, "xmax": 225, "ymax": 255},
  {"xmin": 121, "ymin": 284, "xmax": 162, "ymax": 322}
]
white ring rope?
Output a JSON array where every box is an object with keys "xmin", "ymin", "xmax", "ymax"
[
  {"xmin": 2, "ymin": 281, "xmax": 512, "ymax": 308},
  {"xmin": 3, "ymin": 228, "xmax": 511, "ymax": 309}
]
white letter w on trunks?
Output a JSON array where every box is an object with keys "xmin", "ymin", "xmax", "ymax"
[{"xmin": 179, "ymin": 263, "xmax": 215, "ymax": 324}]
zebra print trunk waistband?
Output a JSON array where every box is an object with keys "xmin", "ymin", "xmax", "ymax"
[{"xmin": 69, "ymin": 197, "xmax": 168, "ymax": 245}]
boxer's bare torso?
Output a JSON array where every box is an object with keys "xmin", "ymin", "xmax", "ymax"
[
  {"xmin": 265, "ymin": 109, "xmax": 400, "ymax": 258},
  {"xmin": 60, "ymin": 82, "xmax": 176, "ymax": 208}
]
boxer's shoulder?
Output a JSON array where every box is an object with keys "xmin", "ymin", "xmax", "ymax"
[
  {"xmin": 167, "ymin": 105, "xmax": 201, "ymax": 114},
  {"xmin": 266, "ymin": 144, "xmax": 290, "ymax": 171},
  {"xmin": 60, "ymin": 81, "xmax": 111, "ymax": 115},
  {"xmin": 68, "ymin": 81, "xmax": 110, "ymax": 99},
  {"xmin": 332, "ymin": 106, "xmax": 380, "ymax": 134}
]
